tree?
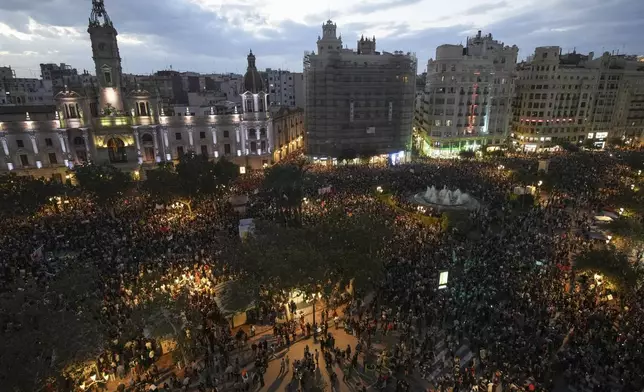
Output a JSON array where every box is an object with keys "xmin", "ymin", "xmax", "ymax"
[
  {"xmin": 574, "ymin": 248, "xmax": 639, "ymax": 292},
  {"xmin": 582, "ymin": 138, "xmax": 600, "ymax": 150},
  {"xmin": 262, "ymin": 161, "xmax": 308, "ymax": 225},
  {"xmin": 337, "ymin": 149, "xmax": 357, "ymax": 164},
  {"xmin": 212, "ymin": 157, "xmax": 239, "ymax": 188},
  {"xmin": 0, "ymin": 264, "xmax": 106, "ymax": 391},
  {"xmin": 143, "ymin": 162, "xmax": 182, "ymax": 206},
  {"xmin": 458, "ymin": 150, "xmax": 476, "ymax": 160},
  {"xmin": 0, "ymin": 173, "xmax": 60, "ymax": 218},
  {"xmin": 73, "ymin": 163, "xmax": 132, "ymax": 217},
  {"xmin": 231, "ymin": 209, "xmax": 393, "ymax": 308},
  {"xmin": 559, "ymin": 141, "xmax": 580, "ymax": 152},
  {"xmin": 607, "ymin": 136, "xmax": 626, "ymax": 148},
  {"xmin": 607, "ymin": 217, "xmax": 644, "ymax": 257}
]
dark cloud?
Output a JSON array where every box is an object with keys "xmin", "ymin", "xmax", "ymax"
[{"xmin": 0, "ymin": 0, "xmax": 642, "ymax": 77}]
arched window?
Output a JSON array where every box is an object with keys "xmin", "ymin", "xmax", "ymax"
[
  {"xmin": 259, "ymin": 128, "xmax": 267, "ymax": 138},
  {"xmin": 139, "ymin": 102, "xmax": 148, "ymax": 116},
  {"xmin": 246, "ymin": 99, "xmax": 254, "ymax": 112},
  {"xmin": 141, "ymin": 133, "xmax": 154, "ymax": 144},
  {"xmin": 248, "ymin": 128, "xmax": 257, "ymax": 139},
  {"xmin": 73, "ymin": 136, "xmax": 85, "ymax": 146},
  {"xmin": 107, "ymin": 138, "xmax": 127, "ymax": 163}
]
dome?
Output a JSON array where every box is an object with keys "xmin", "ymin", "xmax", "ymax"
[{"xmin": 243, "ymin": 50, "xmax": 264, "ymax": 94}]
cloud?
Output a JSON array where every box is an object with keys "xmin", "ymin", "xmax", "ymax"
[{"xmin": 0, "ymin": 0, "xmax": 642, "ymax": 78}]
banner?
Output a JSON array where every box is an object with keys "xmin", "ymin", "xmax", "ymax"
[
  {"xmin": 318, "ymin": 186, "xmax": 332, "ymax": 195},
  {"xmin": 31, "ymin": 245, "xmax": 44, "ymax": 262}
]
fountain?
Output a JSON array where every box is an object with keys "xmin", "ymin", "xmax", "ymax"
[{"xmin": 412, "ymin": 185, "xmax": 479, "ymax": 211}]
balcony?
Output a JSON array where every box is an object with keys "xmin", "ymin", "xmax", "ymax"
[{"xmin": 95, "ymin": 116, "xmax": 132, "ymax": 128}]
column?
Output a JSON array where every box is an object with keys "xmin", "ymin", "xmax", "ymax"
[
  {"xmin": 57, "ymin": 129, "xmax": 72, "ymax": 168},
  {"xmin": 0, "ymin": 132, "xmax": 12, "ymax": 171},
  {"xmin": 132, "ymin": 126, "xmax": 143, "ymax": 164},
  {"xmin": 0, "ymin": 132, "xmax": 10, "ymax": 156},
  {"xmin": 162, "ymin": 126, "xmax": 171, "ymax": 161},
  {"xmin": 153, "ymin": 127, "xmax": 160, "ymax": 162},
  {"xmin": 211, "ymin": 126, "xmax": 218, "ymax": 158},
  {"xmin": 187, "ymin": 125, "xmax": 194, "ymax": 148},
  {"xmin": 80, "ymin": 128, "xmax": 91, "ymax": 160},
  {"xmin": 236, "ymin": 126, "xmax": 242, "ymax": 156},
  {"xmin": 253, "ymin": 94, "xmax": 259, "ymax": 113},
  {"xmin": 29, "ymin": 132, "xmax": 42, "ymax": 168}
]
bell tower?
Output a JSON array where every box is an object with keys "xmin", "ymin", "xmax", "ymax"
[{"xmin": 88, "ymin": 0, "xmax": 124, "ymax": 112}]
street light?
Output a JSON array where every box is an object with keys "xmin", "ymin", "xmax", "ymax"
[{"xmin": 537, "ymin": 180, "xmax": 543, "ymax": 187}]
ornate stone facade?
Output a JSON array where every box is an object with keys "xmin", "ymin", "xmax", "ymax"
[{"xmin": 0, "ymin": 0, "xmax": 274, "ymax": 179}]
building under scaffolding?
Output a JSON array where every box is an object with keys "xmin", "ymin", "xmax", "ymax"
[{"xmin": 303, "ymin": 20, "xmax": 417, "ymax": 159}]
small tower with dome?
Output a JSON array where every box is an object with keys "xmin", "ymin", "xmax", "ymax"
[{"xmin": 240, "ymin": 50, "xmax": 268, "ymax": 114}]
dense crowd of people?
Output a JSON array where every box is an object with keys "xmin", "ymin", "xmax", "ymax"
[{"xmin": 0, "ymin": 150, "xmax": 643, "ymax": 392}]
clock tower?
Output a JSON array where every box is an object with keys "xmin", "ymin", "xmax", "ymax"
[{"xmin": 88, "ymin": 0, "xmax": 124, "ymax": 112}]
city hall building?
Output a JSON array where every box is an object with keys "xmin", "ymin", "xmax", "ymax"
[{"xmin": 0, "ymin": 0, "xmax": 273, "ymax": 180}]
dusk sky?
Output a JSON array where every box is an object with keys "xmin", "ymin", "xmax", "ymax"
[{"xmin": 0, "ymin": 0, "xmax": 642, "ymax": 78}]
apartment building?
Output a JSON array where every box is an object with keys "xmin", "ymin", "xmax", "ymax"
[
  {"xmin": 304, "ymin": 20, "xmax": 416, "ymax": 159},
  {"xmin": 266, "ymin": 69, "xmax": 305, "ymax": 111},
  {"xmin": 0, "ymin": 66, "xmax": 55, "ymax": 106},
  {"xmin": 272, "ymin": 107, "xmax": 305, "ymax": 162},
  {"xmin": 416, "ymin": 31, "xmax": 518, "ymax": 155},
  {"xmin": 513, "ymin": 48, "xmax": 644, "ymax": 150}
]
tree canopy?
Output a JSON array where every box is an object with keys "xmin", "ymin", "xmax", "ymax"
[
  {"xmin": 0, "ymin": 263, "xmax": 106, "ymax": 392},
  {"xmin": 73, "ymin": 163, "xmax": 133, "ymax": 209},
  {"xmin": 262, "ymin": 161, "xmax": 308, "ymax": 225},
  {"xmin": 230, "ymin": 209, "xmax": 393, "ymax": 303},
  {"xmin": 574, "ymin": 248, "xmax": 640, "ymax": 291},
  {"xmin": 0, "ymin": 173, "xmax": 69, "ymax": 218},
  {"xmin": 143, "ymin": 154, "xmax": 239, "ymax": 212}
]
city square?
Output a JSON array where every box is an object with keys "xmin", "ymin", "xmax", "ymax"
[{"xmin": 1, "ymin": 0, "xmax": 644, "ymax": 391}]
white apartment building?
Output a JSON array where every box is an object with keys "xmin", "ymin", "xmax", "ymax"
[
  {"xmin": 513, "ymin": 48, "xmax": 644, "ymax": 150},
  {"xmin": 266, "ymin": 69, "xmax": 305, "ymax": 111},
  {"xmin": 417, "ymin": 31, "xmax": 518, "ymax": 155}
]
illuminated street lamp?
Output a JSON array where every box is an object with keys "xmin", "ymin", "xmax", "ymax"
[
  {"xmin": 619, "ymin": 208, "xmax": 624, "ymax": 215},
  {"xmin": 537, "ymin": 180, "xmax": 543, "ymax": 187},
  {"xmin": 376, "ymin": 186, "xmax": 383, "ymax": 193}
]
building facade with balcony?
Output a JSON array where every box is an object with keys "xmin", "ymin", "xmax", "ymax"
[
  {"xmin": 0, "ymin": 0, "xmax": 273, "ymax": 179},
  {"xmin": 272, "ymin": 107, "xmax": 305, "ymax": 162},
  {"xmin": 513, "ymin": 48, "xmax": 644, "ymax": 150},
  {"xmin": 417, "ymin": 31, "xmax": 518, "ymax": 155}
]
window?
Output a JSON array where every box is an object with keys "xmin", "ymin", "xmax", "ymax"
[
  {"xmin": 260, "ymin": 128, "xmax": 267, "ymax": 138},
  {"xmin": 48, "ymin": 152, "xmax": 58, "ymax": 164},
  {"xmin": 199, "ymin": 131, "xmax": 206, "ymax": 139},
  {"xmin": 17, "ymin": 140, "xmax": 24, "ymax": 148},
  {"xmin": 200, "ymin": 145, "xmax": 208, "ymax": 156},
  {"xmin": 223, "ymin": 130, "xmax": 230, "ymax": 138},
  {"xmin": 104, "ymin": 71, "xmax": 112, "ymax": 85},
  {"xmin": 107, "ymin": 138, "xmax": 127, "ymax": 163},
  {"xmin": 20, "ymin": 154, "xmax": 29, "ymax": 166},
  {"xmin": 73, "ymin": 136, "xmax": 85, "ymax": 146},
  {"xmin": 224, "ymin": 144, "xmax": 231, "ymax": 154},
  {"xmin": 177, "ymin": 146, "xmax": 184, "ymax": 157},
  {"xmin": 175, "ymin": 132, "xmax": 182, "ymax": 140}
]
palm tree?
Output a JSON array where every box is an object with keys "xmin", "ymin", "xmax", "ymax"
[{"xmin": 263, "ymin": 160, "xmax": 308, "ymax": 225}]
